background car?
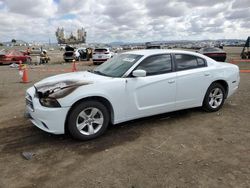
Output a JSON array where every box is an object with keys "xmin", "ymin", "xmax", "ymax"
[
  {"xmin": 92, "ymin": 48, "xmax": 114, "ymax": 65},
  {"xmin": 198, "ymin": 47, "xmax": 227, "ymax": 62},
  {"xmin": 40, "ymin": 50, "xmax": 50, "ymax": 64},
  {"xmin": 0, "ymin": 49, "xmax": 31, "ymax": 64},
  {"xmin": 146, "ymin": 45, "xmax": 164, "ymax": 49},
  {"xmin": 74, "ymin": 47, "xmax": 87, "ymax": 61},
  {"xmin": 25, "ymin": 49, "xmax": 239, "ymax": 140},
  {"xmin": 30, "ymin": 47, "xmax": 42, "ymax": 55},
  {"xmin": 63, "ymin": 45, "xmax": 75, "ymax": 62}
]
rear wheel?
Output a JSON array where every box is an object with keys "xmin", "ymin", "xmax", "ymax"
[
  {"xmin": 203, "ymin": 83, "xmax": 225, "ymax": 112},
  {"xmin": 67, "ymin": 100, "xmax": 110, "ymax": 140}
]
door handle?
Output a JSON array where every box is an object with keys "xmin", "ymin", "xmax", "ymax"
[
  {"xmin": 204, "ymin": 72, "xmax": 210, "ymax": 76},
  {"xmin": 168, "ymin": 80, "xmax": 175, "ymax": 84}
]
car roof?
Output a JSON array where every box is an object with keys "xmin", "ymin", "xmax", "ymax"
[
  {"xmin": 123, "ymin": 49, "xmax": 217, "ymax": 64},
  {"xmin": 94, "ymin": 48, "xmax": 109, "ymax": 50},
  {"xmin": 200, "ymin": 47, "xmax": 225, "ymax": 52},
  {"xmin": 6, "ymin": 50, "xmax": 23, "ymax": 56},
  {"xmin": 123, "ymin": 49, "xmax": 200, "ymax": 56}
]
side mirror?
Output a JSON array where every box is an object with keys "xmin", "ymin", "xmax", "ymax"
[{"xmin": 132, "ymin": 69, "xmax": 146, "ymax": 77}]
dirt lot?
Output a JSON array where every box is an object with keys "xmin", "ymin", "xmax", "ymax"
[{"xmin": 0, "ymin": 49, "xmax": 250, "ymax": 188}]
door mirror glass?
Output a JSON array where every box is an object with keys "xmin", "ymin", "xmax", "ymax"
[{"xmin": 132, "ymin": 69, "xmax": 146, "ymax": 77}]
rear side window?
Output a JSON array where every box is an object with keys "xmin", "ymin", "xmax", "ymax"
[
  {"xmin": 136, "ymin": 54, "xmax": 172, "ymax": 76},
  {"xmin": 197, "ymin": 57, "xmax": 206, "ymax": 66},
  {"xmin": 175, "ymin": 54, "xmax": 206, "ymax": 70}
]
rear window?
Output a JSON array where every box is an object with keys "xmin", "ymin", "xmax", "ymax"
[
  {"xmin": 94, "ymin": 49, "xmax": 108, "ymax": 52},
  {"xmin": 146, "ymin": 45, "xmax": 162, "ymax": 49},
  {"xmin": 203, "ymin": 48, "xmax": 222, "ymax": 52}
]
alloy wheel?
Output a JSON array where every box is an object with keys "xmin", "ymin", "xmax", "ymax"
[
  {"xmin": 208, "ymin": 88, "xmax": 223, "ymax": 109},
  {"xmin": 76, "ymin": 107, "xmax": 104, "ymax": 135}
]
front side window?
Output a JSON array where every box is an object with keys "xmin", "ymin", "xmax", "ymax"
[
  {"xmin": 175, "ymin": 54, "xmax": 206, "ymax": 70},
  {"xmin": 136, "ymin": 54, "xmax": 172, "ymax": 76}
]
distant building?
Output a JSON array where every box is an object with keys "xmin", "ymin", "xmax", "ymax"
[
  {"xmin": 55, "ymin": 27, "xmax": 86, "ymax": 44},
  {"xmin": 2, "ymin": 40, "xmax": 28, "ymax": 46}
]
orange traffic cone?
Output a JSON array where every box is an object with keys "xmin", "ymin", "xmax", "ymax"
[
  {"xmin": 72, "ymin": 60, "xmax": 77, "ymax": 72},
  {"xmin": 22, "ymin": 67, "xmax": 29, "ymax": 83}
]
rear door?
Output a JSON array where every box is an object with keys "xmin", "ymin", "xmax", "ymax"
[{"xmin": 174, "ymin": 54, "xmax": 212, "ymax": 109}]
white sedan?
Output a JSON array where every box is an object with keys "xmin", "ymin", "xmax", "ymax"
[{"xmin": 25, "ymin": 50, "xmax": 240, "ymax": 140}]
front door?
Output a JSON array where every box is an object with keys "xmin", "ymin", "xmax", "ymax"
[{"xmin": 125, "ymin": 54, "xmax": 177, "ymax": 120}]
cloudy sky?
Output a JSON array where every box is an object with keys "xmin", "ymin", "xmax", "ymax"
[{"xmin": 0, "ymin": 0, "xmax": 249, "ymax": 43}]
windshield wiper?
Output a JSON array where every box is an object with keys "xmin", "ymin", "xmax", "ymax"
[{"xmin": 92, "ymin": 70, "xmax": 109, "ymax": 77}]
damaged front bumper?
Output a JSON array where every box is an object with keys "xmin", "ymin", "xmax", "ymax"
[{"xmin": 25, "ymin": 86, "xmax": 70, "ymax": 134}]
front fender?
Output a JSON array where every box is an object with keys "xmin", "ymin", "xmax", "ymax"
[{"xmin": 58, "ymin": 80, "xmax": 127, "ymax": 124}]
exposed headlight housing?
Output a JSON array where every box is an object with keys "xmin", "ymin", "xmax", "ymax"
[
  {"xmin": 39, "ymin": 97, "xmax": 61, "ymax": 108},
  {"xmin": 35, "ymin": 80, "xmax": 92, "ymax": 108}
]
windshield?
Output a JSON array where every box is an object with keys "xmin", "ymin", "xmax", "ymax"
[{"xmin": 93, "ymin": 54, "xmax": 143, "ymax": 77}]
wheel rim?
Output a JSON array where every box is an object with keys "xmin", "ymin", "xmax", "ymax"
[
  {"xmin": 208, "ymin": 88, "xmax": 223, "ymax": 109},
  {"xmin": 76, "ymin": 107, "xmax": 104, "ymax": 135}
]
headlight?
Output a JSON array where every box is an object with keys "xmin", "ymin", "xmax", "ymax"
[
  {"xmin": 39, "ymin": 97, "xmax": 61, "ymax": 108},
  {"xmin": 35, "ymin": 80, "xmax": 92, "ymax": 108}
]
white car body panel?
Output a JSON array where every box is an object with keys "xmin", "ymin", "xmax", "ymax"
[
  {"xmin": 25, "ymin": 49, "xmax": 240, "ymax": 135},
  {"xmin": 175, "ymin": 67, "xmax": 212, "ymax": 109},
  {"xmin": 26, "ymin": 87, "xmax": 70, "ymax": 134},
  {"xmin": 124, "ymin": 72, "xmax": 177, "ymax": 120}
]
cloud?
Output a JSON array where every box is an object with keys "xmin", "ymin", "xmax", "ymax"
[
  {"xmin": 56, "ymin": 0, "xmax": 92, "ymax": 14},
  {"xmin": 232, "ymin": 0, "xmax": 250, "ymax": 9},
  {"xmin": 145, "ymin": 0, "xmax": 187, "ymax": 17},
  {"xmin": 0, "ymin": 0, "xmax": 57, "ymax": 17},
  {"xmin": 226, "ymin": 8, "xmax": 250, "ymax": 20},
  {"xmin": 180, "ymin": 0, "xmax": 228, "ymax": 7},
  {"xmin": 0, "ymin": 0, "xmax": 249, "ymax": 43}
]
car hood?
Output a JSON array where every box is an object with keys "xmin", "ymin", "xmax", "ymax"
[{"xmin": 34, "ymin": 71, "xmax": 111, "ymax": 98}]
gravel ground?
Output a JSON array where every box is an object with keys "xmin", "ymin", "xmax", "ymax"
[{"xmin": 0, "ymin": 48, "xmax": 250, "ymax": 187}]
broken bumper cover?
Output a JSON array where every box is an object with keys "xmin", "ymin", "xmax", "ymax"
[{"xmin": 25, "ymin": 87, "xmax": 70, "ymax": 134}]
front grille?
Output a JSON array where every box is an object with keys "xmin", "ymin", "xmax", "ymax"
[{"xmin": 26, "ymin": 93, "xmax": 34, "ymax": 111}]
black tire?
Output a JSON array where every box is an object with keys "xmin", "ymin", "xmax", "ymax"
[
  {"xmin": 67, "ymin": 100, "xmax": 110, "ymax": 140},
  {"xmin": 202, "ymin": 83, "xmax": 226, "ymax": 112}
]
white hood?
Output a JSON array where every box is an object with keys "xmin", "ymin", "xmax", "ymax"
[
  {"xmin": 35, "ymin": 71, "xmax": 109, "ymax": 86},
  {"xmin": 34, "ymin": 71, "xmax": 111, "ymax": 98}
]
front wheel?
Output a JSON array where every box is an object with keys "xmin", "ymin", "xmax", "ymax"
[
  {"xmin": 67, "ymin": 101, "xmax": 110, "ymax": 140},
  {"xmin": 202, "ymin": 83, "xmax": 226, "ymax": 112}
]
